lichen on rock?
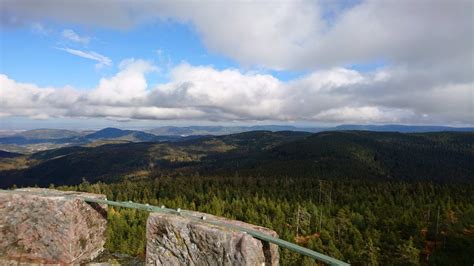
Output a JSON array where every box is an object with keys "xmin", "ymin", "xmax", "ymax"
[{"xmin": 0, "ymin": 188, "xmax": 107, "ymax": 264}]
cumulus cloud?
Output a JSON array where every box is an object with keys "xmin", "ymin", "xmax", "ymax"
[
  {"xmin": 0, "ymin": 74, "xmax": 80, "ymax": 119},
  {"xmin": 56, "ymin": 47, "xmax": 112, "ymax": 68},
  {"xmin": 87, "ymin": 59, "xmax": 158, "ymax": 105},
  {"xmin": 62, "ymin": 29, "xmax": 90, "ymax": 44},
  {"xmin": 0, "ymin": 59, "xmax": 472, "ymax": 125}
]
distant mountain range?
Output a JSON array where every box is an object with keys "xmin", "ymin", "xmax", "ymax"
[
  {"xmin": 0, "ymin": 128, "xmax": 187, "ymax": 153},
  {"xmin": 147, "ymin": 125, "xmax": 323, "ymax": 136},
  {"xmin": 0, "ymin": 125, "xmax": 472, "ymax": 153},
  {"xmin": 147, "ymin": 124, "xmax": 474, "ymax": 136},
  {"xmin": 330, "ymin": 124, "xmax": 474, "ymax": 132},
  {"xmin": 11, "ymin": 129, "xmax": 83, "ymax": 139}
]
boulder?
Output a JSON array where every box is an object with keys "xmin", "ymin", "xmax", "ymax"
[
  {"xmin": 0, "ymin": 188, "xmax": 107, "ymax": 264},
  {"xmin": 146, "ymin": 210, "xmax": 279, "ymax": 265}
]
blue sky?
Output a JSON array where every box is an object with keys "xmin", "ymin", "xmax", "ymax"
[
  {"xmin": 1, "ymin": 17, "xmax": 387, "ymax": 92},
  {"xmin": 0, "ymin": 0, "xmax": 376, "ymax": 90},
  {"xmin": 1, "ymin": 21, "xmax": 243, "ymax": 89},
  {"xmin": 0, "ymin": 1, "xmax": 472, "ymax": 129}
]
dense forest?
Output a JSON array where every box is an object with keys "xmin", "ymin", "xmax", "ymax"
[
  {"xmin": 57, "ymin": 176, "xmax": 474, "ymax": 265},
  {"xmin": 1, "ymin": 131, "xmax": 473, "ymax": 188},
  {"xmin": 3, "ymin": 131, "xmax": 473, "ymax": 265}
]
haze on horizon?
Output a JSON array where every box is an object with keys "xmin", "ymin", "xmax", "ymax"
[{"xmin": 1, "ymin": 0, "xmax": 473, "ymax": 129}]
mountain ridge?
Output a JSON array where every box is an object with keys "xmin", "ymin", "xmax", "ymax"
[{"xmin": 1, "ymin": 125, "xmax": 472, "ymax": 153}]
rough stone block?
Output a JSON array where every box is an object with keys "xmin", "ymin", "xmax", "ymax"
[
  {"xmin": 146, "ymin": 210, "xmax": 279, "ymax": 266},
  {"xmin": 0, "ymin": 188, "xmax": 107, "ymax": 264}
]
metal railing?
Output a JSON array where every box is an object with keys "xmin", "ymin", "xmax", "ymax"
[{"xmin": 1, "ymin": 189, "xmax": 350, "ymax": 266}]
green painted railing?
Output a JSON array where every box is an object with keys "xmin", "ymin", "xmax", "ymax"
[{"xmin": 1, "ymin": 189, "xmax": 350, "ymax": 266}]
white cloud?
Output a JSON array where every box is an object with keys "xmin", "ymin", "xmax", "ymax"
[
  {"xmin": 178, "ymin": 0, "xmax": 473, "ymax": 71},
  {"xmin": 62, "ymin": 29, "xmax": 90, "ymax": 44},
  {"xmin": 151, "ymin": 64, "xmax": 283, "ymax": 120},
  {"xmin": 0, "ymin": 59, "xmax": 472, "ymax": 125},
  {"xmin": 2, "ymin": 0, "xmax": 472, "ymax": 70},
  {"xmin": 56, "ymin": 47, "xmax": 112, "ymax": 68},
  {"xmin": 312, "ymin": 107, "xmax": 415, "ymax": 124},
  {"xmin": 87, "ymin": 59, "xmax": 158, "ymax": 105},
  {"xmin": 0, "ymin": 74, "xmax": 80, "ymax": 119}
]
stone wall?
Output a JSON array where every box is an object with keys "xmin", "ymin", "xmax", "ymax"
[
  {"xmin": 146, "ymin": 210, "xmax": 279, "ymax": 266},
  {"xmin": 0, "ymin": 188, "xmax": 107, "ymax": 264}
]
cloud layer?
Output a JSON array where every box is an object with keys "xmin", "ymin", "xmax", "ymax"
[
  {"xmin": 1, "ymin": 59, "xmax": 472, "ymax": 125},
  {"xmin": 2, "ymin": 0, "xmax": 472, "ymax": 70},
  {"xmin": 1, "ymin": 0, "xmax": 472, "ymax": 125}
]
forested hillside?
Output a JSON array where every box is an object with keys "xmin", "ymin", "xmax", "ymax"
[
  {"xmin": 243, "ymin": 131, "xmax": 473, "ymax": 181},
  {"xmin": 1, "ymin": 131, "xmax": 472, "ymax": 188}
]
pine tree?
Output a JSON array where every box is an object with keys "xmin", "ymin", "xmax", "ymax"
[
  {"xmin": 396, "ymin": 237, "xmax": 420, "ymax": 265},
  {"xmin": 363, "ymin": 237, "xmax": 380, "ymax": 265}
]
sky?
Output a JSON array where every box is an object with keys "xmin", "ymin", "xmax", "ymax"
[{"xmin": 0, "ymin": 0, "xmax": 473, "ymax": 129}]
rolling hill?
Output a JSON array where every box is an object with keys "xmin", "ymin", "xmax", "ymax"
[
  {"xmin": 0, "ymin": 129, "xmax": 84, "ymax": 145},
  {"xmin": 0, "ymin": 150, "xmax": 22, "ymax": 158},
  {"xmin": 0, "ymin": 127, "xmax": 190, "ymax": 153},
  {"xmin": 83, "ymin": 127, "xmax": 158, "ymax": 141},
  {"xmin": 0, "ymin": 128, "xmax": 161, "ymax": 145},
  {"xmin": 14, "ymin": 129, "xmax": 84, "ymax": 139},
  {"xmin": 0, "ymin": 130, "xmax": 472, "ymax": 188}
]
